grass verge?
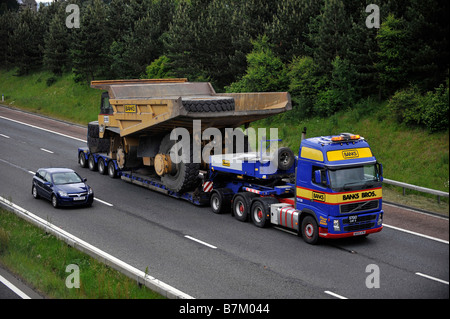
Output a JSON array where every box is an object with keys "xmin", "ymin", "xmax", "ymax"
[{"xmin": 0, "ymin": 208, "xmax": 165, "ymax": 299}]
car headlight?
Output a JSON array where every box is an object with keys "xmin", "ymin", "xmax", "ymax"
[
  {"xmin": 333, "ymin": 219, "xmax": 341, "ymax": 231},
  {"xmin": 88, "ymin": 187, "xmax": 93, "ymax": 195},
  {"xmin": 58, "ymin": 191, "xmax": 68, "ymax": 197}
]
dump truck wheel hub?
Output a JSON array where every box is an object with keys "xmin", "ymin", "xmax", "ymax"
[{"xmin": 155, "ymin": 154, "xmax": 174, "ymax": 177}]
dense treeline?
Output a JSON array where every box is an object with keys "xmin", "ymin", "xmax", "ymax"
[{"xmin": 0, "ymin": 0, "xmax": 448, "ymax": 131}]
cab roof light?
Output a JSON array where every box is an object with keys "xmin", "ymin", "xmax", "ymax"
[{"xmin": 331, "ymin": 133, "xmax": 361, "ymax": 143}]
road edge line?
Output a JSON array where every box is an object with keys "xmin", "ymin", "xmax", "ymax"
[{"xmin": 0, "ymin": 196, "xmax": 194, "ymax": 299}]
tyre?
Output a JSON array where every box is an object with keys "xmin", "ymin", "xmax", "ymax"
[
  {"xmin": 51, "ymin": 194, "xmax": 59, "ymax": 209},
  {"xmin": 98, "ymin": 158, "xmax": 107, "ymax": 175},
  {"xmin": 158, "ymin": 134, "xmax": 201, "ymax": 192},
  {"xmin": 88, "ymin": 154, "xmax": 97, "ymax": 171},
  {"xmin": 182, "ymin": 96, "xmax": 235, "ymax": 112},
  {"xmin": 32, "ymin": 185, "xmax": 40, "ymax": 199},
  {"xmin": 301, "ymin": 215, "xmax": 319, "ymax": 245},
  {"xmin": 108, "ymin": 160, "xmax": 117, "ymax": 178},
  {"xmin": 232, "ymin": 192, "xmax": 256, "ymax": 222},
  {"xmin": 274, "ymin": 147, "xmax": 295, "ymax": 171},
  {"xmin": 250, "ymin": 197, "xmax": 278, "ymax": 228},
  {"xmin": 210, "ymin": 189, "xmax": 232, "ymax": 214},
  {"xmin": 79, "ymin": 151, "xmax": 88, "ymax": 168},
  {"xmin": 87, "ymin": 121, "xmax": 110, "ymax": 153}
]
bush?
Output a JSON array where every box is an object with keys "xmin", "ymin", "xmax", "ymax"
[
  {"xmin": 388, "ymin": 83, "xmax": 449, "ymax": 132},
  {"xmin": 143, "ymin": 55, "xmax": 174, "ymax": 79}
]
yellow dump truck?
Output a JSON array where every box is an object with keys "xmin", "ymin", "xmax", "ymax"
[{"xmin": 81, "ymin": 78, "xmax": 291, "ymax": 193}]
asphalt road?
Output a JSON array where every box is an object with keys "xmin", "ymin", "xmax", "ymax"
[{"xmin": 0, "ymin": 106, "xmax": 448, "ymax": 299}]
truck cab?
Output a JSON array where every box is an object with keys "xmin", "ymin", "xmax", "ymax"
[{"xmin": 296, "ymin": 133, "xmax": 383, "ymax": 242}]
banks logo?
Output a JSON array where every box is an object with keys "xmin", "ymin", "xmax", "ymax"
[
  {"xmin": 312, "ymin": 191, "xmax": 326, "ymax": 202},
  {"xmin": 342, "ymin": 150, "xmax": 359, "ymax": 159},
  {"xmin": 124, "ymin": 105, "xmax": 137, "ymax": 113}
]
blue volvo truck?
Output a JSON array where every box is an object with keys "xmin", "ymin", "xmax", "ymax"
[{"xmin": 79, "ymin": 132, "xmax": 383, "ymax": 245}]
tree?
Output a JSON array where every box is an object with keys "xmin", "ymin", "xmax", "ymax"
[
  {"xmin": 43, "ymin": 10, "xmax": 70, "ymax": 75},
  {"xmin": 9, "ymin": 8, "xmax": 45, "ymax": 75},
  {"xmin": 71, "ymin": 0, "xmax": 111, "ymax": 83},
  {"xmin": 307, "ymin": 0, "xmax": 351, "ymax": 76},
  {"xmin": 376, "ymin": 14, "xmax": 410, "ymax": 97},
  {"xmin": 226, "ymin": 36, "xmax": 288, "ymax": 93}
]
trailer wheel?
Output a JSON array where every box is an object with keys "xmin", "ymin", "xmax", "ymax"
[
  {"xmin": 108, "ymin": 161, "xmax": 117, "ymax": 178},
  {"xmin": 301, "ymin": 216, "xmax": 319, "ymax": 245},
  {"xmin": 250, "ymin": 197, "xmax": 278, "ymax": 228},
  {"xmin": 232, "ymin": 192, "xmax": 256, "ymax": 222},
  {"xmin": 88, "ymin": 154, "xmax": 97, "ymax": 171},
  {"xmin": 79, "ymin": 152, "xmax": 88, "ymax": 168},
  {"xmin": 98, "ymin": 158, "xmax": 107, "ymax": 175},
  {"xmin": 210, "ymin": 189, "xmax": 232, "ymax": 214}
]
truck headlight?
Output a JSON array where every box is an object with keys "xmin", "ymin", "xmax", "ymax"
[
  {"xmin": 333, "ymin": 219, "xmax": 341, "ymax": 231},
  {"xmin": 377, "ymin": 214, "xmax": 383, "ymax": 226},
  {"xmin": 58, "ymin": 191, "xmax": 68, "ymax": 197}
]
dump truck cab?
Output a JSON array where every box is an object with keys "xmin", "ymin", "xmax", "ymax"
[{"xmin": 296, "ymin": 133, "xmax": 383, "ymax": 240}]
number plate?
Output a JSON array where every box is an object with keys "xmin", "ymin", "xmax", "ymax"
[
  {"xmin": 73, "ymin": 196, "xmax": 85, "ymax": 201},
  {"xmin": 353, "ymin": 231, "xmax": 366, "ymax": 236},
  {"xmin": 349, "ymin": 215, "xmax": 358, "ymax": 223}
]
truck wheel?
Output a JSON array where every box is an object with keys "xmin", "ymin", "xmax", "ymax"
[
  {"xmin": 301, "ymin": 216, "xmax": 319, "ymax": 245},
  {"xmin": 79, "ymin": 152, "xmax": 87, "ymax": 168},
  {"xmin": 275, "ymin": 147, "xmax": 295, "ymax": 171},
  {"xmin": 232, "ymin": 192, "xmax": 256, "ymax": 222},
  {"xmin": 158, "ymin": 134, "xmax": 200, "ymax": 192},
  {"xmin": 88, "ymin": 154, "xmax": 97, "ymax": 171},
  {"xmin": 250, "ymin": 197, "xmax": 278, "ymax": 228},
  {"xmin": 108, "ymin": 161, "xmax": 117, "ymax": 178},
  {"xmin": 210, "ymin": 189, "xmax": 232, "ymax": 214},
  {"xmin": 98, "ymin": 158, "xmax": 107, "ymax": 175},
  {"xmin": 182, "ymin": 97, "xmax": 235, "ymax": 112}
]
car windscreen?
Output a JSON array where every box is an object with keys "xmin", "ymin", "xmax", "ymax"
[{"xmin": 51, "ymin": 172, "xmax": 83, "ymax": 185}]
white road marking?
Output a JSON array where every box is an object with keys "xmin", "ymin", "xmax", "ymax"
[
  {"xmin": 0, "ymin": 115, "xmax": 86, "ymax": 143},
  {"xmin": 415, "ymin": 272, "xmax": 449, "ymax": 285},
  {"xmin": 0, "ymin": 274, "xmax": 31, "ymax": 299},
  {"xmin": 40, "ymin": 148, "xmax": 54, "ymax": 154},
  {"xmin": 94, "ymin": 198, "xmax": 114, "ymax": 207},
  {"xmin": 383, "ymin": 224, "xmax": 449, "ymax": 244},
  {"xmin": 185, "ymin": 235, "xmax": 217, "ymax": 249},
  {"xmin": 0, "ymin": 133, "xmax": 10, "ymax": 139},
  {"xmin": 324, "ymin": 290, "xmax": 348, "ymax": 299}
]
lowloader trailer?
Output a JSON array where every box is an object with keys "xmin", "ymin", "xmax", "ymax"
[{"xmin": 79, "ymin": 130, "xmax": 384, "ymax": 244}]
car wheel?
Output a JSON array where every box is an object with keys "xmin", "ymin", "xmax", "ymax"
[
  {"xmin": 32, "ymin": 185, "xmax": 40, "ymax": 199},
  {"xmin": 51, "ymin": 195, "xmax": 59, "ymax": 209}
]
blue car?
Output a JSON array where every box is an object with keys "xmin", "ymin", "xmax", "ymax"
[{"xmin": 32, "ymin": 168, "xmax": 94, "ymax": 208}]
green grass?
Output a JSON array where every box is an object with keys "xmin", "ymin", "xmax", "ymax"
[
  {"xmin": 0, "ymin": 69, "xmax": 100, "ymax": 124},
  {"xmin": 0, "ymin": 208, "xmax": 165, "ymax": 299}
]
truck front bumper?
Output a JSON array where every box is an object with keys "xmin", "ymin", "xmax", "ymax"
[{"xmin": 319, "ymin": 225, "xmax": 383, "ymax": 239}]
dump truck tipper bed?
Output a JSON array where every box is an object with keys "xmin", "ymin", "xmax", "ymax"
[{"xmin": 86, "ymin": 79, "xmax": 292, "ymax": 192}]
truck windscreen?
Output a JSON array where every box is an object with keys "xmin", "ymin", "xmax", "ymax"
[{"xmin": 328, "ymin": 164, "xmax": 380, "ymax": 191}]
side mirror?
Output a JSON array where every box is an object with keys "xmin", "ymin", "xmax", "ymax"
[
  {"xmin": 314, "ymin": 170, "xmax": 322, "ymax": 184},
  {"xmin": 83, "ymin": 178, "xmax": 87, "ymax": 182},
  {"xmin": 376, "ymin": 163, "xmax": 383, "ymax": 181}
]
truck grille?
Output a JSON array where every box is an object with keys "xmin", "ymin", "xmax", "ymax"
[
  {"xmin": 340, "ymin": 200, "xmax": 378, "ymax": 214},
  {"xmin": 343, "ymin": 222, "xmax": 376, "ymax": 232}
]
